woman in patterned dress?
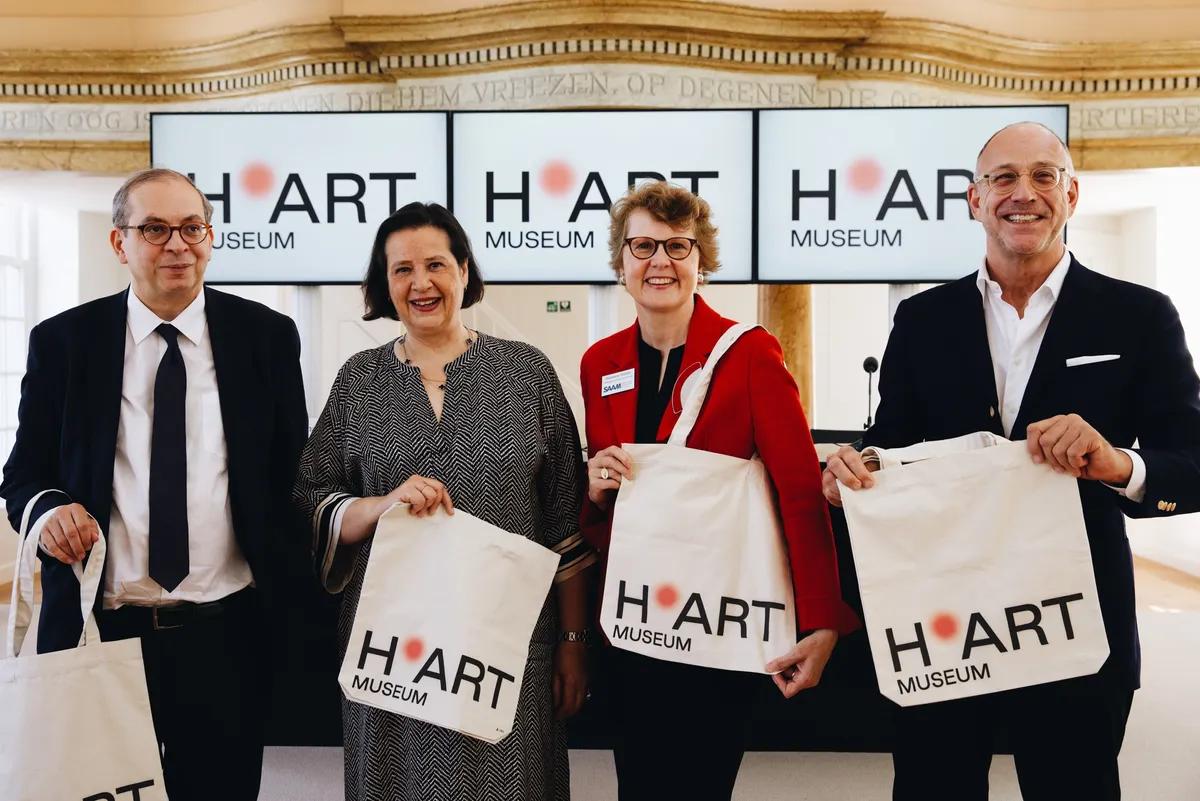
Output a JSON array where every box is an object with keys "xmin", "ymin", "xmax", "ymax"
[{"xmin": 294, "ymin": 202, "xmax": 595, "ymax": 801}]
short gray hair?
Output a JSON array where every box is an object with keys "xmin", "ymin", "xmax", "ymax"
[{"xmin": 112, "ymin": 168, "xmax": 214, "ymax": 228}]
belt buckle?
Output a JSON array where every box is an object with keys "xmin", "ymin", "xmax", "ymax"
[{"xmin": 151, "ymin": 606, "xmax": 183, "ymax": 631}]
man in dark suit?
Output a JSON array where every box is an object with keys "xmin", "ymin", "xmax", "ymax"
[
  {"xmin": 1, "ymin": 168, "xmax": 309, "ymax": 801},
  {"xmin": 821, "ymin": 122, "xmax": 1200, "ymax": 799}
]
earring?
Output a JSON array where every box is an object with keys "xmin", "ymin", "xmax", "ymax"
[{"xmin": 618, "ymin": 273, "xmax": 626, "ymax": 286}]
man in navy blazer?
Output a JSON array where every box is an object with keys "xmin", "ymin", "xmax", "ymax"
[
  {"xmin": 823, "ymin": 123, "xmax": 1200, "ymax": 799},
  {"xmin": 1, "ymin": 168, "xmax": 309, "ymax": 801}
]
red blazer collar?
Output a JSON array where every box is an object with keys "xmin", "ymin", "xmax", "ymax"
[{"xmin": 598, "ymin": 295, "xmax": 737, "ymax": 445}]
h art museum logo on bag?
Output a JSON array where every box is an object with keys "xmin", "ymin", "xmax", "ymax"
[
  {"xmin": 884, "ymin": 591, "xmax": 1091, "ymax": 698},
  {"xmin": 608, "ymin": 578, "xmax": 789, "ymax": 654},
  {"xmin": 349, "ymin": 629, "xmax": 517, "ymax": 712},
  {"xmin": 82, "ymin": 781, "xmax": 158, "ymax": 801}
]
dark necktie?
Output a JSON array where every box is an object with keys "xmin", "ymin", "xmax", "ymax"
[{"xmin": 149, "ymin": 323, "xmax": 190, "ymax": 591}]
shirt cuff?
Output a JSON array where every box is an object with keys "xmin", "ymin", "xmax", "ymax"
[{"xmin": 1105, "ymin": 449, "xmax": 1146, "ymax": 502}]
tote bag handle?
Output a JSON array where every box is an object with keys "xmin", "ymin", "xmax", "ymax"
[
  {"xmin": 863, "ymin": 431, "xmax": 1007, "ymax": 471},
  {"xmin": 668, "ymin": 323, "xmax": 760, "ymax": 447},
  {"xmin": 6, "ymin": 491, "xmax": 106, "ymax": 658}
]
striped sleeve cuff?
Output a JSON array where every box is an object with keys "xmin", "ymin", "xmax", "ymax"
[
  {"xmin": 312, "ymin": 492, "xmax": 356, "ymax": 592},
  {"xmin": 551, "ymin": 531, "xmax": 597, "ymax": 584}
]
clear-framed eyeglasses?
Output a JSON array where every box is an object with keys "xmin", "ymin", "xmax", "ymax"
[
  {"xmin": 120, "ymin": 221, "xmax": 212, "ymax": 246},
  {"xmin": 974, "ymin": 166, "xmax": 1072, "ymax": 196}
]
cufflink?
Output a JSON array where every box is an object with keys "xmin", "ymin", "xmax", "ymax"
[
  {"xmin": 1169, "ymin": 502, "xmax": 1177, "ymax": 512},
  {"xmin": 1157, "ymin": 501, "xmax": 1167, "ymax": 511}
]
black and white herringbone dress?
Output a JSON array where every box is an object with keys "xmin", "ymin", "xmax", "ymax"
[{"xmin": 294, "ymin": 334, "xmax": 591, "ymax": 801}]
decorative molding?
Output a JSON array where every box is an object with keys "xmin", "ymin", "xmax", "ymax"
[
  {"xmin": 3, "ymin": 2, "xmax": 1200, "ymax": 170},
  {"xmin": 1072, "ymin": 136, "xmax": 1200, "ymax": 171},
  {"xmin": 0, "ymin": 139, "xmax": 147, "ymax": 172},
  {"xmin": 0, "ymin": 24, "xmax": 387, "ymax": 103},
  {"xmin": 0, "ymin": 2, "xmax": 1199, "ymax": 104}
]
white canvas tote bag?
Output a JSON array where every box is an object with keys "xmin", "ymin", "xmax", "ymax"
[
  {"xmin": 841, "ymin": 433, "xmax": 1109, "ymax": 706},
  {"xmin": 1, "ymin": 491, "xmax": 167, "ymax": 801},
  {"xmin": 339, "ymin": 504, "xmax": 559, "ymax": 743},
  {"xmin": 600, "ymin": 323, "xmax": 798, "ymax": 673}
]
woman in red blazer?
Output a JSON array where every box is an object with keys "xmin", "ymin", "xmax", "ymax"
[{"xmin": 580, "ymin": 181, "xmax": 858, "ymax": 801}]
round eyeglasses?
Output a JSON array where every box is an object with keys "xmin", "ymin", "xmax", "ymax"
[
  {"xmin": 120, "ymin": 222, "xmax": 212, "ymax": 246},
  {"xmin": 624, "ymin": 236, "xmax": 698, "ymax": 260},
  {"xmin": 974, "ymin": 166, "xmax": 1071, "ymax": 196}
]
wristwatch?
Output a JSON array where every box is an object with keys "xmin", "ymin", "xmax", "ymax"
[{"xmin": 560, "ymin": 629, "xmax": 591, "ymax": 644}]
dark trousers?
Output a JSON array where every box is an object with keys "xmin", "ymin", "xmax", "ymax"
[
  {"xmin": 97, "ymin": 588, "xmax": 266, "ymax": 801},
  {"xmin": 603, "ymin": 645, "xmax": 761, "ymax": 801},
  {"xmin": 892, "ymin": 671, "xmax": 1134, "ymax": 801}
]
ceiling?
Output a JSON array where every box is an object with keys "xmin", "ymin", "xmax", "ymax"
[{"xmin": 4, "ymin": 0, "xmax": 1200, "ymax": 50}]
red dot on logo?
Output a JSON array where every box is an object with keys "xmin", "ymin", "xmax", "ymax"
[
  {"xmin": 931, "ymin": 613, "xmax": 958, "ymax": 640},
  {"xmin": 539, "ymin": 160, "xmax": 574, "ymax": 196},
  {"xmin": 655, "ymin": 584, "xmax": 679, "ymax": 608},
  {"xmin": 403, "ymin": 637, "xmax": 424, "ymax": 661},
  {"xmin": 847, "ymin": 157, "xmax": 884, "ymax": 194},
  {"xmin": 240, "ymin": 162, "xmax": 274, "ymax": 197}
]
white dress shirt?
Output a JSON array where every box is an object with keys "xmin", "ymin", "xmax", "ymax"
[
  {"xmin": 101, "ymin": 289, "xmax": 253, "ymax": 608},
  {"xmin": 976, "ymin": 250, "xmax": 1145, "ymax": 502}
]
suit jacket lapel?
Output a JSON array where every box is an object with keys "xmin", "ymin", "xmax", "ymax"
[
  {"xmin": 1012, "ymin": 258, "xmax": 1096, "ymax": 436},
  {"xmin": 204, "ymin": 287, "xmax": 250, "ymax": 481},
  {"xmin": 601, "ymin": 322, "xmax": 639, "ymax": 447},
  {"xmin": 88, "ymin": 290, "xmax": 128, "ymax": 527}
]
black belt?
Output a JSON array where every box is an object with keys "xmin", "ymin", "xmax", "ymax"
[{"xmin": 99, "ymin": 585, "xmax": 256, "ymax": 632}]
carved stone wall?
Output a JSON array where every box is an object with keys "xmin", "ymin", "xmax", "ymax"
[{"xmin": 2, "ymin": 2, "xmax": 1200, "ymax": 172}]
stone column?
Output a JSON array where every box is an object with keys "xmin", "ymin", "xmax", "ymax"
[{"xmin": 757, "ymin": 284, "xmax": 813, "ymax": 413}]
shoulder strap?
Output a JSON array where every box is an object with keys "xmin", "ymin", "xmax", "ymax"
[{"xmin": 668, "ymin": 323, "xmax": 759, "ymax": 446}]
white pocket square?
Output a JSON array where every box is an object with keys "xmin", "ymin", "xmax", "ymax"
[{"xmin": 1065, "ymin": 354, "xmax": 1120, "ymax": 367}]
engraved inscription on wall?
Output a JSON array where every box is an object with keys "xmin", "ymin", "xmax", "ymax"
[{"xmin": 2, "ymin": 65, "xmax": 1199, "ymax": 142}]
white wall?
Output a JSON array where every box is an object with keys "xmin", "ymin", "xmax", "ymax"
[
  {"xmin": 78, "ymin": 211, "xmax": 127, "ymax": 302},
  {"xmin": 1070, "ymin": 171, "xmax": 1199, "ymax": 577},
  {"xmin": 811, "ymin": 284, "xmax": 890, "ymax": 432}
]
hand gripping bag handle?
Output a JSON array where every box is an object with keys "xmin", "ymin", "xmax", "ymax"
[{"xmin": 6, "ymin": 491, "xmax": 106, "ymax": 657}]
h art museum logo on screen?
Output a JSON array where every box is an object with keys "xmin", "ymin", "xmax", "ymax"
[
  {"xmin": 188, "ymin": 161, "xmax": 421, "ymax": 250},
  {"xmin": 787, "ymin": 156, "xmax": 974, "ymax": 249},
  {"xmin": 482, "ymin": 159, "xmax": 722, "ymax": 251}
]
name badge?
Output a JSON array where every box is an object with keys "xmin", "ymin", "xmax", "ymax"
[{"xmin": 601, "ymin": 368, "xmax": 636, "ymax": 398}]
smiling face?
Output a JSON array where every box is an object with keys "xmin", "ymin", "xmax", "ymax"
[
  {"xmin": 619, "ymin": 208, "xmax": 701, "ymax": 317},
  {"xmin": 110, "ymin": 176, "xmax": 211, "ymax": 315},
  {"xmin": 968, "ymin": 123, "xmax": 1078, "ymax": 265},
  {"xmin": 385, "ymin": 225, "xmax": 469, "ymax": 339}
]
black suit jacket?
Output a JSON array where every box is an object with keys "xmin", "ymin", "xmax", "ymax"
[
  {"xmin": 1, "ymin": 286, "xmax": 310, "ymax": 652},
  {"xmin": 862, "ymin": 257, "xmax": 1200, "ymax": 688}
]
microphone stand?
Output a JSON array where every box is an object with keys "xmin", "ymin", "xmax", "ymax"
[{"xmin": 863, "ymin": 356, "xmax": 878, "ymax": 430}]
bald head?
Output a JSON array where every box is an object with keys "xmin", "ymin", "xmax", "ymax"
[{"xmin": 975, "ymin": 122, "xmax": 1075, "ymax": 179}]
